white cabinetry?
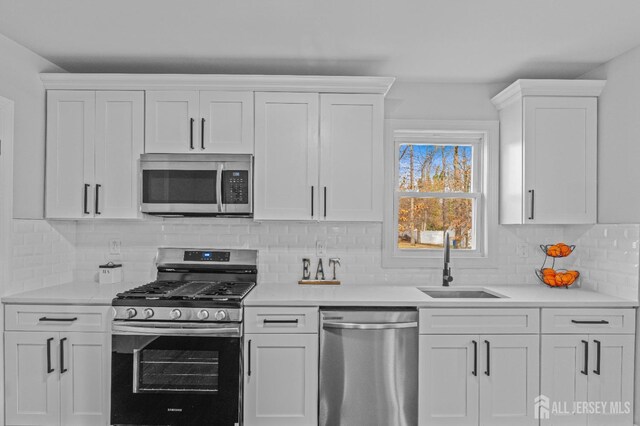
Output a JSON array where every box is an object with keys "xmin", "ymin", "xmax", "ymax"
[
  {"xmin": 4, "ymin": 305, "xmax": 111, "ymax": 426},
  {"xmin": 254, "ymin": 92, "xmax": 383, "ymax": 221},
  {"xmin": 145, "ymin": 90, "xmax": 253, "ymax": 154},
  {"xmin": 244, "ymin": 307, "xmax": 318, "ymax": 426},
  {"xmin": 540, "ymin": 309, "xmax": 635, "ymax": 426},
  {"xmin": 418, "ymin": 309, "xmax": 540, "ymax": 426},
  {"xmin": 491, "ymin": 80, "xmax": 605, "ymax": 224},
  {"xmin": 46, "ymin": 90, "xmax": 144, "ymax": 219}
]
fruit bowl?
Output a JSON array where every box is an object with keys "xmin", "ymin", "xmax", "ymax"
[
  {"xmin": 540, "ymin": 243, "xmax": 575, "ymax": 258},
  {"xmin": 535, "ymin": 268, "xmax": 579, "ymax": 288}
]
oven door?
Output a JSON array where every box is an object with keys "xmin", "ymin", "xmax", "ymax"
[{"xmin": 111, "ymin": 322, "xmax": 242, "ymax": 426}]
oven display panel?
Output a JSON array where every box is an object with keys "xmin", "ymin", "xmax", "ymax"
[{"xmin": 184, "ymin": 251, "xmax": 230, "ymax": 262}]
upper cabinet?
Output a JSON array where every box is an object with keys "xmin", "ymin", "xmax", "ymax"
[
  {"xmin": 491, "ymin": 80, "xmax": 605, "ymax": 225},
  {"xmin": 46, "ymin": 91, "xmax": 144, "ymax": 219},
  {"xmin": 145, "ymin": 90, "xmax": 254, "ymax": 154},
  {"xmin": 254, "ymin": 92, "xmax": 384, "ymax": 221}
]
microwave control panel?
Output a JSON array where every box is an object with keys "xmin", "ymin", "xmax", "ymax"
[{"xmin": 222, "ymin": 170, "xmax": 249, "ymax": 204}]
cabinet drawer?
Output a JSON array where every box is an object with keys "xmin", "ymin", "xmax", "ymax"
[
  {"xmin": 4, "ymin": 304, "xmax": 111, "ymax": 332},
  {"xmin": 419, "ymin": 308, "xmax": 540, "ymax": 334},
  {"xmin": 245, "ymin": 307, "xmax": 318, "ymax": 334},
  {"xmin": 541, "ymin": 308, "xmax": 635, "ymax": 334}
]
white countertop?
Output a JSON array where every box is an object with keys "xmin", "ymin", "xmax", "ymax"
[
  {"xmin": 1, "ymin": 281, "xmax": 132, "ymax": 305},
  {"xmin": 245, "ymin": 284, "xmax": 639, "ymax": 308}
]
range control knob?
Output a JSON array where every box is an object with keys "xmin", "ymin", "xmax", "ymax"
[
  {"xmin": 169, "ymin": 309, "xmax": 182, "ymax": 320},
  {"xmin": 125, "ymin": 308, "xmax": 137, "ymax": 319},
  {"xmin": 214, "ymin": 310, "xmax": 227, "ymax": 321},
  {"xmin": 197, "ymin": 310, "xmax": 210, "ymax": 320},
  {"xmin": 143, "ymin": 308, "xmax": 154, "ymax": 319}
]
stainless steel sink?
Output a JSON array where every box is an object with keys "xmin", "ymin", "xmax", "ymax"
[{"xmin": 421, "ymin": 289, "xmax": 503, "ymax": 299}]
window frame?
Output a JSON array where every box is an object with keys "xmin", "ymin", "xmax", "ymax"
[{"xmin": 382, "ymin": 119, "xmax": 499, "ymax": 269}]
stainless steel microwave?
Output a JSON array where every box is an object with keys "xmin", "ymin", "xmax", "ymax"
[{"xmin": 140, "ymin": 154, "xmax": 252, "ymax": 217}]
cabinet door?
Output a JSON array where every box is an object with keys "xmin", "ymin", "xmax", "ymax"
[
  {"xmin": 145, "ymin": 91, "xmax": 199, "ymax": 153},
  {"xmin": 5, "ymin": 331, "xmax": 60, "ymax": 426},
  {"xmin": 45, "ymin": 91, "xmax": 95, "ymax": 219},
  {"xmin": 587, "ymin": 335, "xmax": 634, "ymax": 426},
  {"xmin": 59, "ymin": 332, "xmax": 110, "ymax": 426},
  {"xmin": 523, "ymin": 96, "xmax": 597, "ymax": 224},
  {"xmin": 254, "ymin": 92, "xmax": 319, "ymax": 220},
  {"xmin": 541, "ymin": 334, "xmax": 589, "ymax": 426},
  {"xmin": 320, "ymin": 94, "xmax": 383, "ymax": 221},
  {"xmin": 479, "ymin": 334, "xmax": 539, "ymax": 426},
  {"xmin": 200, "ymin": 91, "xmax": 254, "ymax": 153},
  {"xmin": 418, "ymin": 335, "xmax": 479, "ymax": 426},
  {"xmin": 244, "ymin": 334, "xmax": 318, "ymax": 426},
  {"xmin": 94, "ymin": 91, "xmax": 144, "ymax": 219}
]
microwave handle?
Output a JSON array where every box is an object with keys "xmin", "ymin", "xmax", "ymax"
[{"xmin": 217, "ymin": 163, "xmax": 224, "ymax": 213}]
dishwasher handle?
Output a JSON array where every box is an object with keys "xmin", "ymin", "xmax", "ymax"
[{"xmin": 323, "ymin": 321, "xmax": 418, "ymax": 330}]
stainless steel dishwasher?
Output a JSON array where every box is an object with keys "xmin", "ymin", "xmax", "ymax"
[{"xmin": 319, "ymin": 309, "xmax": 418, "ymax": 426}]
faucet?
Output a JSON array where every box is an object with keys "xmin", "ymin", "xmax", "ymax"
[{"xmin": 442, "ymin": 232, "xmax": 454, "ymax": 287}]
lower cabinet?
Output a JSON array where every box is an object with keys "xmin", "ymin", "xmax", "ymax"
[
  {"xmin": 419, "ymin": 334, "xmax": 539, "ymax": 426},
  {"xmin": 4, "ymin": 331, "xmax": 110, "ymax": 426},
  {"xmin": 243, "ymin": 333, "xmax": 318, "ymax": 426}
]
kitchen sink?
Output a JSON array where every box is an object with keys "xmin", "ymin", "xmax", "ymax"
[{"xmin": 420, "ymin": 289, "xmax": 503, "ymax": 299}]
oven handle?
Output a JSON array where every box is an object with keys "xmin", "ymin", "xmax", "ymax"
[{"xmin": 112, "ymin": 323, "xmax": 241, "ymax": 337}]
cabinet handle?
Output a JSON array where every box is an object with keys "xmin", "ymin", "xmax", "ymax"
[
  {"xmin": 201, "ymin": 118, "xmax": 205, "ymax": 150},
  {"xmin": 189, "ymin": 118, "xmax": 195, "ymax": 150},
  {"xmin": 571, "ymin": 320, "xmax": 609, "ymax": 325},
  {"xmin": 247, "ymin": 339, "xmax": 252, "ymax": 377},
  {"xmin": 83, "ymin": 184, "xmax": 90, "ymax": 214},
  {"xmin": 39, "ymin": 317, "xmax": 78, "ymax": 322},
  {"xmin": 581, "ymin": 340, "xmax": 589, "ymax": 375},
  {"xmin": 528, "ymin": 189, "xmax": 535, "ymax": 220},
  {"xmin": 60, "ymin": 337, "xmax": 68, "ymax": 373},
  {"xmin": 594, "ymin": 340, "xmax": 601, "ymax": 375},
  {"xmin": 324, "ymin": 186, "xmax": 327, "ymax": 218},
  {"xmin": 311, "ymin": 186, "xmax": 314, "ymax": 218},
  {"xmin": 484, "ymin": 340, "xmax": 490, "ymax": 376},
  {"xmin": 95, "ymin": 184, "xmax": 101, "ymax": 215},
  {"xmin": 472, "ymin": 340, "xmax": 478, "ymax": 376},
  {"xmin": 263, "ymin": 319, "xmax": 299, "ymax": 324},
  {"xmin": 46, "ymin": 337, "xmax": 54, "ymax": 373}
]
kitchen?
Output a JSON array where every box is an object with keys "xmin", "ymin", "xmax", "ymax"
[{"xmin": 1, "ymin": 1, "xmax": 640, "ymax": 425}]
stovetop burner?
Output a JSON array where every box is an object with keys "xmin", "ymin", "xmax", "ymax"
[{"xmin": 116, "ymin": 280, "xmax": 256, "ymax": 301}]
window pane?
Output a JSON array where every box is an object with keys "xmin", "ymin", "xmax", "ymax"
[
  {"xmin": 398, "ymin": 144, "xmax": 473, "ymax": 193},
  {"xmin": 397, "ymin": 197, "xmax": 474, "ymax": 250}
]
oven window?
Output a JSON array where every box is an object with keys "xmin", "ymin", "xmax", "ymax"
[
  {"xmin": 135, "ymin": 348, "xmax": 219, "ymax": 394},
  {"xmin": 143, "ymin": 170, "xmax": 217, "ymax": 204}
]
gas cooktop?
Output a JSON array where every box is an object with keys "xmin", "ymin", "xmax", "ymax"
[{"xmin": 115, "ymin": 280, "xmax": 256, "ymax": 301}]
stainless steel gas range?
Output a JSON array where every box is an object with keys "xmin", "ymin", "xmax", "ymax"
[{"xmin": 110, "ymin": 248, "xmax": 257, "ymax": 426}]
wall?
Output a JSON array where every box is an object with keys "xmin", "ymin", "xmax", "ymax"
[
  {"xmin": 580, "ymin": 44, "xmax": 640, "ymax": 224},
  {"xmin": 0, "ymin": 33, "xmax": 65, "ymax": 219}
]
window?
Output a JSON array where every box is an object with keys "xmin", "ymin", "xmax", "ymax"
[{"xmin": 383, "ymin": 120, "xmax": 498, "ymax": 268}]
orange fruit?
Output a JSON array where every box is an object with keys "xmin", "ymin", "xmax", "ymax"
[{"xmin": 542, "ymin": 268, "xmax": 556, "ymax": 276}]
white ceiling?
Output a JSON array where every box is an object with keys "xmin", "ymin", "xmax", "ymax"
[{"xmin": 2, "ymin": 0, "xmax": 640, "ymax": 83}]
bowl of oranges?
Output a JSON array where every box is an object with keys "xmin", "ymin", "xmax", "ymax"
[
  {"xmin": 536, "ymin": 268, "xmax": 580, "ymax": 287},
  {"xmin": 541, "ymin": 243, "xmax": 575, "ymax": 257}
]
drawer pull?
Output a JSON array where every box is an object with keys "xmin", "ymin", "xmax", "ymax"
[
  {"xmin": 571, "ymin": 320, "xmax": 609, "ymax": 325},
  {"xmin": 263, "ymin": 319, "xmax": 299, "ymax": 325},
  {"xmin": 39, "ymin": 317, "xmax": 78, "ymax": 322}
]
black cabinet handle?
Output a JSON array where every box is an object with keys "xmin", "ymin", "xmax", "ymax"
[
  {"xmin": 484, "ymin": 340, "xmax": 490, "ymax": 376},
  {"xmin": 581, "ymin": 340, "xmax": 589, "ymax": 375},
  {"xmin": 247, "ymin": 339, "xmax": 252, "ymax": 377},
  {"xmin": 83, "ymin": 184, "xmax": 90, "ymax": 214},
  {"xmin": 594, "ymin": 340, "xmax": 601, "ymax": 375},
  {"xmin": 528, "ymin": 189, "xmax": 535, "ymax": 220},
  {"xmin": 472, "ymin": 340, "xmax": 478, "ymax": 376},
  {"xmin": 311, "ymin": 186, "xmax": 314, "ymax": 217},
  {"xmin": 324, "ymin": 186, "xmax": 327, "ymax": 218},
  {"xmin": 263, "ymin": 319, "xmax": 299, "ymax": 324},
  {"xmin": 95, "ymin": 184, "xmax": 101, "ymax": 215},
  {"xmin": 189, "ymin": 118, "xmax": 195, "ymax": 150},
  {"xmin": 46, "ymin": 337, "xmax": 54, "ymax": 373},
  {"xmin": 201, "ymin": 118, "xmax": 205, "ymax": 150},
  {"xmin": 571, "ymin": 320, "xmax": 610, "ymax": 325},
  {"xmin": 60, "ymin": 337, "xmax": 67, "ymax": 373},
  {"xmin": 39, "ymin": 317, "xmax": 78, "ymax": 322}
]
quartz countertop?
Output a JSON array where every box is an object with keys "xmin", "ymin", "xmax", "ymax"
[
  {"xmin": 1, "ymin": 281, "xmax": 133, "ymax": 305},
  {"xmin": 244, "ymin": 284, "xmax": 639, "ymax": 308}
]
